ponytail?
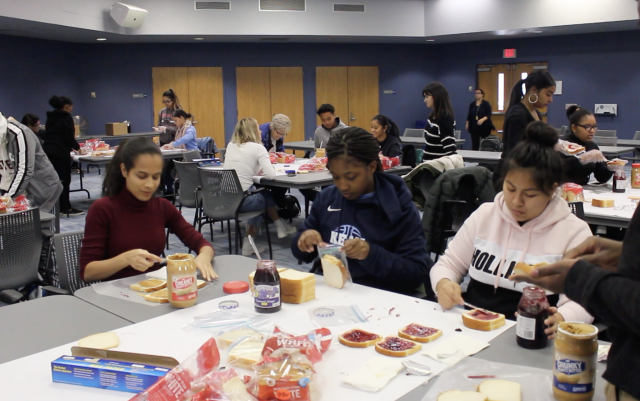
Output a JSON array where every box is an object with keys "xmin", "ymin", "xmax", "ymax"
[
  {"xmin": 507, "ymin": 70, "xmax": 555, "ymax": 109},
  {"xmin": 372, "ymin": 114, "xmax": 400, "ymax": 138}
]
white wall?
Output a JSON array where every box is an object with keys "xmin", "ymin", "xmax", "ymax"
[{"xmin": 424, "ymin": 0, "xmax": 638, "ymax": 36}]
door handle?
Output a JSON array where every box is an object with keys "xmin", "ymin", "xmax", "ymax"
[
  {"xmin": 350, "ymin": 112, "xmax": 356, "ymax": 121},
  {"xmin": 193, "ymin": 121, "xmax": 199, "ymax": 124}
]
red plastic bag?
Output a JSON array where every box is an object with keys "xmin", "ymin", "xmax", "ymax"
[
  {"xmin": 262, "ymin": 328, "xmax": 331, "ymax": 366},
  {"xmin": 129, "ymin": 338, "xmax": 221, "ymax": 401},
  {"xmin": 10, "ymin": 195, "xmax": 31, "ymax": 212},
  {"xmin": 183, "ymin": 369, "xmax": 257, "ymax": 401},
  {"xmin": 269, "ymin": 153, "xmax": 278, "ymax": 164}
]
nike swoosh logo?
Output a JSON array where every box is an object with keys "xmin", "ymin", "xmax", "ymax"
[{"xmin": 327, "ymin": 206, "xmax": 341, "ymax": 212}]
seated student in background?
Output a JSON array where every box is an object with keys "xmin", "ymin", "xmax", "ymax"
[
  {"xmin": 293, "ymin": 127, "xmax": 431, "ymax": 295},
  {"xmin": 0, "ymin": 113, "xmax": 62, "ymax": 212},
  {"xmin": 21, "ymin": 113, "xmax": 44, "ymax": 143},
  {"xmin": 224, "ymin": 118, "xmax": 297, "ymax": 255},
  {"xmin": 422, "ymin": 82, "xmax": 457, "ymax": 161},
  {"xmin": 162, "ymin": 110, "xmax": 198, "ymax": 151},
  {"xmin": 371, "ymin": 114, "xmax": 403, "ymax": 158},
  {"xmin": 80, "ymin": 137, "xmax": 216, "ymax": 282},
  {"xmin": 561, "ymin": 105, "xmax": 613, "ymax": 185},
  {"xmin": 431, "ymin": 121, "xmax": 593, "ymax": 337},
  {"xmin": 314, "ymin": 104, "xmax": 347, "ymax": 149},
  {"xmin": 260, "ymin": 114, "xmax": 291, "ymax": 153}
]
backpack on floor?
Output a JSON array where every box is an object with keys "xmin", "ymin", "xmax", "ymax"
[
  {"xmin": 479, "ymin": 135, "xmax": 503, "ymax": 152},
  {"xmin": 278, "ymin": 195, "xmax": 301, "ymax": 221}
]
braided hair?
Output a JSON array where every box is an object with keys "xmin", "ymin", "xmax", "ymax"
[{"xmin": 326, "ymin": 127, "xmax": 382, "ymax": 172}]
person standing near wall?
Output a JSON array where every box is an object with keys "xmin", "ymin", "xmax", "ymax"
[
  {"xmin": 43, "ymin": 95, "xmax": 82, "ymax": 216},
  {"xmin": 422, "ymin": 82, "xmax": 457, "ymax": 161},
  {"xmin": 153, "ymin": 89, "xmax": 182, "ymax": 146},
  {"xmin": 466, "ymin": 89, "xmax": 494, "ymax": 150},
  {"xmin": 492, "ymin": 70, "xmax": 556, "ymax": 191}
]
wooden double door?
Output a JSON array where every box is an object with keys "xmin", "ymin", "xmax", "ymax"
[
  {"xmin": 477, "ymin": 62, "xmax": 548, "ymax": 133},
  {"xmin": 316, "ymin": 66, "xmax": 379, "ymax": 131},
  {"xmin": 152, "ymin": 67, "xmax": 225, "ymax": 149}
]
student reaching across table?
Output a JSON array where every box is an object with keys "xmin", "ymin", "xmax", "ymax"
[
  {"xmin": 431, "ymin": 121, "xmax": 593, "ymax": 337},
  {"xmin": 370, "ymin": 114, "xmax": 402, "ymax": 158},
  {"xmin": 80, "ymin": 137, "xmax": 216, "ymax": 283},
  {"xmin": 259, "ymin": 114, "xmax": 291, "ymax": 153},
  {"xmin": 162, "ymin": 110, "xmax": 198, "ymax": 151},
  {"xmin": 422, "ymin": 82, "xmax": 457, "ymax": 161},
  {"xmin": 292, "ymin": 127, "xmax": 431, "ymax": 295}
]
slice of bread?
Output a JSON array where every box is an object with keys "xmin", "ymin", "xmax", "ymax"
[
  {"xmin": 512, "ymin": 262, "xmax": 547, "ymax": 276},
  {"xmin": 592, "ymin": 198, "xmax": 615, "ymax": 208},
  {"xmin": 78, "ymin": 332, "xmax": 120, "ymax": 350},
  {"xmin": 338, "ymin": 329, "xmax": 381, "ymax": 348},
  {"xmin": 196, "ymin": 279, "xmax": 207, "ymax": 289},
  {"xmin": 321, "ymin": 254, "xmax": 349, "ymax": 289},
  {"xmin": 130, "ymin": 278, "xmax": 167, "ymax": 293},
  {"xmin": 282, "ymin": 293, "xmax": 315, "ymax": 304},
  {"xmin": 462, "ymin": 309, "xmax": 506, "ymax": 331},
  {"xmin": 398, "ymin": 323, "xmax": 442, "ymax": 343},
  {"xmin": 228, "ymin": 340, "xmax": 264, "ymax": 367},
  {"xmin": 374, "ymin": 336, "xmax": 422, "ymax": 357},
  {"xmin": 478, "ymin": 379, "xmax": 521, "ymax": 401},
  {"xmin": 144, "ymin": 288, "xmax": 169, "ymax": 303},
  {"xmin": 437, "ymin": 390, "xmax": 488, "ymax": 401},
  {"xmin": 218, "ymin": 328, "xmax": 261, "ymax": 349}
]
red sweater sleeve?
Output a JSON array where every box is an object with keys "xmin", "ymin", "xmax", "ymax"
[
  {"xmin": 163, "ymin": 199, "xmax": 212, "ymax": 253},
  {"xmin": 79, "ymin": 198, "xmax": 111, "ymax": 281}
]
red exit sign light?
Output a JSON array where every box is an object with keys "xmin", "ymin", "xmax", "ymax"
[{"xmin": 503, "ymin": 49, "xmax": 517, "ymax": 58}]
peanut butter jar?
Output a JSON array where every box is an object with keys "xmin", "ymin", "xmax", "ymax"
[
  {"xmin": 553, "ymin": 322, "xmax": 599, "ymax": 401},
  {"xmin": 166, "ymin": 253, "xmax": 198, "ymax": 309}
]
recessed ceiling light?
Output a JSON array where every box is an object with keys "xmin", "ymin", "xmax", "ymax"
[
  {"xmin": 425, "ymin": 39, "xmax": 435, "ymax": 42},
  {"xmin": 194, "ymin": 37, "xmax": 204, "ymax": 41},
  {"xmin": 96, "ymin": 38, "xmax": 107, "ymax": 41}
]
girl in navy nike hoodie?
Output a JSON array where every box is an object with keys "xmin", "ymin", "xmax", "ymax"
[{"xmin": 292, "ymin": 127, "xmax": 432, "ymax": 295}]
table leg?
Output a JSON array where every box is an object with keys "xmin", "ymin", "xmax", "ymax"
[{"xmin": 69, "ymin": 161, "xmax": 91, "ymax": 199}]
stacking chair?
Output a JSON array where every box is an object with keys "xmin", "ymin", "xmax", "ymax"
[
  {"xmin": 182, "ymin": 150, "xmax": 202, "ymax": 162},
  {"xmin": 558, "ymin": 125, "xmax": 568, "ymax": 137},
  {"xmin": 53, "ymin": 230, "xmax": 94, "ymax": 294},
  {"xmin": 0, "ymin": 208, "xmax": 67, "ymax": 304},
  {"xmin": 596, "ymin": 130, "xmax": 617, "ymax": 138},
  {"xmin": 196, "ymin": 137, "xmax": 219, "ymax": 159},
  {"xmin": 568, "ymin": 202, "xmax": 585, "ymax": 220},
  {"xmin": 454, "ymin": 130, "xmax": 461, "ymax": 139},
  {"xmin": 196, "ymin": 168, "xmax": 272, "ymax": 258},
  {"xmin": 403, "ymin": 128, "xmax": 424, "ymax": 138},
  {"xmin": 623, "ymin": 131, "xmax": 640, "ymax": 162},
  {"xmin": 593, "ymin": 136, "xmax": 617, "ymax": 146}
]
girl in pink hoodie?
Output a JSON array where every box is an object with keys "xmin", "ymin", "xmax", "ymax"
[{"xmin": 431, "ymin": 121, "xmax": 593, "ymax": 338}]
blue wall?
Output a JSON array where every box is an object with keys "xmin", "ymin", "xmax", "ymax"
[
  {"xmin": 3, "ymin": 29, "xmax": 640, "ymax": 146},
  {"xmin": 75, "ymin": 42, "xmax": 436, "ymax": 144},
  {"xmin": 0, "ymin": 35, "xmax": 80, "ymax": 126},
  {"xmin": 434, "ymin": 30, "xmax": 640, "ymax": 144}
]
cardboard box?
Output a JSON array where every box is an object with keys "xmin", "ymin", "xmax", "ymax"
[
  {"xmin": 105, "ymin": 123, "xmax": 128, "ymax": 136},
  {"xmin": 51, "ymin": 347, "xmax": 179, "ymax": 394}
]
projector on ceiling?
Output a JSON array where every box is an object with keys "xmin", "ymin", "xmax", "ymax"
[{"xmin": 110, "ymin": 2, "xmax": 148, "ymax": 29}]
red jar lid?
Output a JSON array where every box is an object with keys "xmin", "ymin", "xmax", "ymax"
[
  {"xmin": 633, "ymin": 163, "xmax": 640, "ymax": 167},
  {"xmin": 223, "ymin": 281, "xmax": 250, "ymax": 294}
]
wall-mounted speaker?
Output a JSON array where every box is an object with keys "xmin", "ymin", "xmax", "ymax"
[{"xmin": 110, "ymin": 2, "xmax": 148, "ymax": 29}]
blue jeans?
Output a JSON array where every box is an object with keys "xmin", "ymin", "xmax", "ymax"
[{"xmin": 238, "ymin": 187, "xmax": 275, "ymax": 227}]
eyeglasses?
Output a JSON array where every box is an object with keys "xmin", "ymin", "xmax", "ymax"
[
  {"xmin": 576, "ymin": 124, "xmax": 598, "ymax": 132},
  {"xmin": 162, "ymin": 100, "xmax": 172, "ymax": 104},
  {"xmin": 275, "ymin": 129, "xmax": 287, "ymax": 137}
]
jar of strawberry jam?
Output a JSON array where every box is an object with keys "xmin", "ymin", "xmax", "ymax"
[{"xmin": 516, "ymin": 286, "xmax": 550, "ymax": 349}]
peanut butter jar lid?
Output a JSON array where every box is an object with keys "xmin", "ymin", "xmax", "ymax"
[{"xmin": 223, "ymin": 281, "xmax": 250, "ymax": 294}]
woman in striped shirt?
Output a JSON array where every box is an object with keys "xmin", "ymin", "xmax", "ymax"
[{"xmin": 422, "ymin": 82, "xmax": 457, "ymax": 161}]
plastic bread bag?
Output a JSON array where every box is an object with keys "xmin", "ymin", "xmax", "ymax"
[
  {"xmin": 181, "ymin": 368, "xmax": 257, "ymax": 401},
  {"xmin": 252, "ymin": 327, "xmax": 332, "ymax": 401},
  {"xmin": 215, "ymin": 315, "xmax": 274, "ymax": 350},
  {"xmin": 560, "ymin": 183, "xmax": 585, "ymax": 203},
  {"xmin": 317, "ymin": 244, "xmax": 352, "ymax": 289},
  {"xmin": 607, "ymin": 158, "xmax": 628, "ymax": 172},
  {"xmin": 9, "ymin": 194, "xmax": 32, "ymax": 212},
  {"xmin": 183, "ymin": 309, "xmax": 258, "ymax": 333},
  {"xmin": 577, "ymin": 149, "xmax": 608, "ymax": 164},
  {"xmin": 129, "ymin": 338, "xmax": 221, "ymax": 401},
  {"xmin": 555, "ymin": 139, "xmax": 586, "ymax": 157},
  {"xmin": 307, "ymin": 305, "xmax": 368, "ymax": 327},
  {"xmin": 421, "ymin": 357, "xmax": 555, "ymax": 401}
]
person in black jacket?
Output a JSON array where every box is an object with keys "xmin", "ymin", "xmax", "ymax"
[
  {"xmin": 561, "ymin": 105, "xmax": 613, "ymax": 185},
  {"xmin": 466, "ymin": 89, "xmax": 494, "ymax": 150},
  {"xmin": 511, "ymin": 210, "xmax": 640, "ymax": 401},
  {"xmin": 42, "ymin": 95, "xmax": 82, "ymax": 216},
  {"xmin": 422, "ymin": 82, "xmax": 456, "ymax": 161},
  {"xmin": 493, "ymin": 70, "xmax": 556, "ymax": 191},
  {"xmin": 370, "ymin": 114, "xmax": 402, "ymax": 158}
]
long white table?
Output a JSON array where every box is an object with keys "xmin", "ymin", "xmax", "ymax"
[
  {"xmin": 0, "ymin": 296, "xmax": 130, "ymax": 364},
  {"xmin": 599, "ymin": 146, "xmax": 635, "ymax": 158},
  {"xmin": 582, "ymin": 185, "xmax": 639, "ymax": 228},
  {"xmin": 285, "ymin": 138, "xmax": 466, "ymax": 152}
]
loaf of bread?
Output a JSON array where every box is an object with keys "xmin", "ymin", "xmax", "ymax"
[
  {"xmin": 130, "ymin": 278, "xmax": 167, "ymax": 293},
  {"xmin": 78, "ymin": 332, "xmax": 120, "ymax": 350},
  {"xmin": 437, "ymin": 391, "xmax": 487, "ymax": 401},
  {"xmin": 592, "ymin": 198, "xmax": 615, "ymax": 208},
  {"xmin": 248, "ymin": 267, "xmax": 287, "ymax": 292},
  {"xmin": 279, "ymin": 269, "xmax": 316, "ymax": 304},
  {"xmin": 321, "ymin": 254, "xmax": 349, "ymax": 289},
  {"xmin": 478, "ymin": 379, "xmax": 521, "ymax": 401},
  {"xmin": 462, "ymin": 309, "xmax": 506, "ymax": 331}
]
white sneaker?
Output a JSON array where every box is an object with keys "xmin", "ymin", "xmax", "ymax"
[
  {"xmin": 275, "ymin": 219, "xmax": 297, "ymax": 238},
  {"xmin": 242, "ymin": 240, "xmax": 266, "ymax": 256}
]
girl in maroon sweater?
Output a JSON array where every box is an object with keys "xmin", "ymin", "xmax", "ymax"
[{"xmin": 80, "ymin": 137, "xmax": 216, "ymax": 282}]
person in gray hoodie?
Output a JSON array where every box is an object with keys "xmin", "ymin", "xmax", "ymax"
[
  {"xmin": 0, "ymin": 113, "xmax": 62, "ymax": 212},
  {"xmin": 314, "ymin": 104, "xmax": 348, "ymax": 149}
]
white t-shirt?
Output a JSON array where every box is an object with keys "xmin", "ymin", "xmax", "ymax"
[{"xmin": 223, "ymin": 141, "xmax": 276, "ymax": 192}]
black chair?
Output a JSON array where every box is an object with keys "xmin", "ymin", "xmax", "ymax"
[
  {"xmin": 0, "ymin": 208, "xmax": 68, "ymax": 304},
  {"xmin": 183, "ymin": 150, "xmax": 202, "ymax": 162},
  {"xmin": 197, "ymin": 137, "xmax": 219, "ymax": 159},
  {"xmin": 53, "ymin": 230, "xmax": 95, "ymax": 294},
  {"xmin": 196, "ymin": 168, "xmax": 273, "ymax": 258},
  {"xmin": 169, "ymin": 161, "xmax": 210, "ymax": 249},
  {"xmin": 568, "ymin": 201, "xmax": 585, "ymax": 220}
]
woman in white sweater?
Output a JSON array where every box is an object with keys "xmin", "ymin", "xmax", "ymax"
[{"xmin": 224, "ymin": 118, "xmax": 296, "ymax": 256}]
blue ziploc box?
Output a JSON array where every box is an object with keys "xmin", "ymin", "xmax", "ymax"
[
  {"xmin": 194, "ymin": 158, "xmax": 221, "ymax": 167},
  {"xmin": 52, "ymin": 347, "xmax": 179, "ymax": 394}
]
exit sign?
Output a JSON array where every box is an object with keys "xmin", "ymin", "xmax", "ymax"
[{"xmin": 503, "ymin": 48, "xmax": 517, "ymax": 58}]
